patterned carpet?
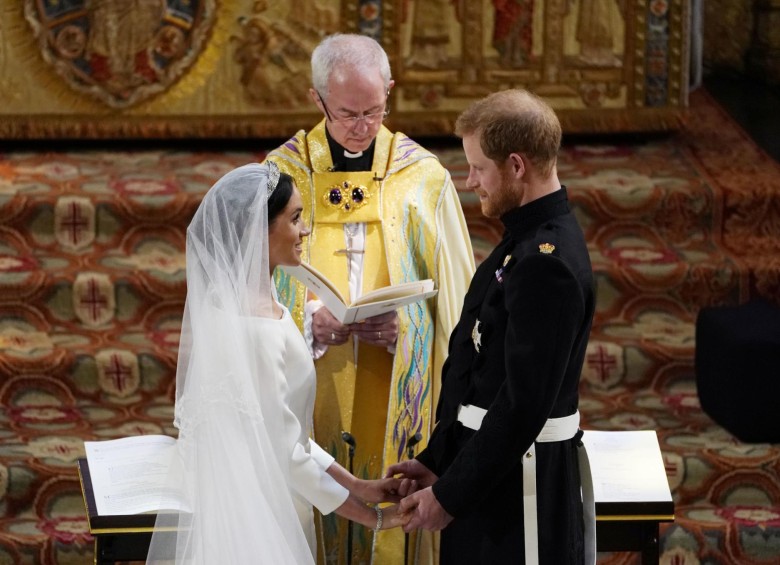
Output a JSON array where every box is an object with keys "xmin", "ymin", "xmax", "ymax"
[{"xmin": 1, "ymin": 88, "xmax": 779, "ymax": 564}]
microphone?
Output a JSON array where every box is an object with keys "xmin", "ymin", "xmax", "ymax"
[
  {"xmin": 341, "ymin": 431, "xmax": 357, "ymax": 565},
  {"xmin": 404, "ymin": 432, "xmax": 423, "ymax": 565},
  {"xmin": 341, "ymin": 431, "xmax": 356, "ymax": 458},
  {"xmin": 406, "ymin": 432, "xmax": 423, "ymax": 460}
]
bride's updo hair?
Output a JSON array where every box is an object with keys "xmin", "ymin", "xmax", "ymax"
[{"xmin": 268, "ymin": 171, "xmax": 295, "ymax": 224}]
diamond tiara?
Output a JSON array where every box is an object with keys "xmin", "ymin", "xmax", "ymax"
[{"xmin": 266, "ymin": 161, "xmax": 281, "ymax": 197}]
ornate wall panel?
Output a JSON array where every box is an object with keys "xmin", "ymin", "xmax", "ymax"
[{"xmin": 0, "ymin": 0, "xmax": 690, "ymax": 139}]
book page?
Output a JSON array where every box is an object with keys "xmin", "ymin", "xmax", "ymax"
[
  {"xmin": 282, "ymin": 262, "xmax": 437, "ymax": 323},
  {"xmin": 84, "ymin": 435, "xmax": 188, "ymax": 516},
  {"xmin": 342, "ymin": 288, "xmax": 439, "ymax": 324},
  {"xmin": 283, "ymin": 262, "xmax": 344, "ymax": 302},
  {"xmin": 281, "ymin": 263, "xmax": 348, "ymax": 320},
  {"xmin": 581, "ymin": 430, "xmax": 672, "ymax": 503},
  {"xmin": 352, "ymin": 279, "xmax": 434, "ymax": 306}
]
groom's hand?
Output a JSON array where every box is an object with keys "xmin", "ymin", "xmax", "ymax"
[{"xmin": 399, "ymin": 487, "xmax": 453, "ymax": 532}]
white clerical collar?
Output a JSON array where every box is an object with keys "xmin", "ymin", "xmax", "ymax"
[{"xmin": 344, "ymin": 149, "xmax": 363, "ymax": 158}]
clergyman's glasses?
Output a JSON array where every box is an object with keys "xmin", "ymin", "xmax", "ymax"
[{"xmin": 317, "ymin": 91, "xmax": 390, "ymax": 127}]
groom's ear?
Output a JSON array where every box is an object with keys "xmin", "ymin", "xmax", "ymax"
[{"xmin": 508, "ymin": 152, "xmax": 526, "ymax": 179}]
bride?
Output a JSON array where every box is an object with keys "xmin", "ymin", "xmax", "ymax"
[{"xmin": 146, "ymin": 162, "xmax": 406, "ymax": 564}]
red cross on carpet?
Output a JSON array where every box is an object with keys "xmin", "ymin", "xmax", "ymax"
[
  {"xmin": 61, "ymin": 201, "xmax": 88, "ymax": 246},
  {"xmin": 586, "ymin": 344, "xmax": 618, "ymax": 383},
  {"xmin": 105, "ymin": 354, "xmax": 131, "ymax": 393},
  {"xmin": 80, "ymin": 278, "xmax": 108, "ymax": 323}
]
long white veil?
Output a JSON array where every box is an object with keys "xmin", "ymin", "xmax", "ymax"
[{"xmin": 146, "ymin": 163, "xmax": 313, "ymax": 564}]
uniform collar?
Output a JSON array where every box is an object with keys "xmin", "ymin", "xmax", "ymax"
[{"xmin": 500, "ymin": 186, "xmax": 570, "ymax": 239}]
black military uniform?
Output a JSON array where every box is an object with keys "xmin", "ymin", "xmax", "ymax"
[{"xmin": 416, "ymin": 187, "xmax": 595, "ymax": 564}]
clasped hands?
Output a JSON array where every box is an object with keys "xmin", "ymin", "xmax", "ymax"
[
  {"xmin": 313, "ymin": 308, "xmax": 398, "ymax": 348},
  {"xmin": 360, "ymin": 459, "xmax": 453, "ymax": 533}
]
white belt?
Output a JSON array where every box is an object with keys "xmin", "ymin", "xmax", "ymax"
[{"xmin": 457, "ymin": 405, "xmax": 596, "ymax": 565}]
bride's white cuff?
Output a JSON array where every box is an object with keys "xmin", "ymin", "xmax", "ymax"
[{"xmin": 305, "ymin": 299, "xmax": 328, "ymax": 359}]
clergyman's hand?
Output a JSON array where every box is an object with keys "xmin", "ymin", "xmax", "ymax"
[
  {"xmin": 399, "ymin": 487, "xmax": 453, "ymax": 533},
  {"xmin": 312, "ymin": 306, "xmax": 350, "ymax": 346},
  {"xmin": 349, "ymin": 311, "xmax": 398, "ymax": 347}
]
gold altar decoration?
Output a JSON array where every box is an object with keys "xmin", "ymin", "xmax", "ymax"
[{"xmin": 0, "ymin": 0, "xmax": 690, "ymax": 138}]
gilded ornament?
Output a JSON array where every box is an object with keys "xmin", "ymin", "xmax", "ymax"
[{"xmin": 323, "ymin": 181, "xmax": 371, "ymax": 213}]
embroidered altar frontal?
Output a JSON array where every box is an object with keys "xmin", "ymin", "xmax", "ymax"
[{"xmin": 0, "ymin": 0, "xmax": 689, "ymax": 138}]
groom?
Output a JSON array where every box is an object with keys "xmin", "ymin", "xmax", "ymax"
[{"xmin": 388, "ymin": 88, "xmax": 596, "ymax": 564}]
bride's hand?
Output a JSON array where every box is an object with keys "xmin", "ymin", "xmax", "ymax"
[
  {"xmin": 355, "ymin": 477, "xmax": 403, "ymax": 504},
  {"xmin": 377, "ymin": 504, "xmax": 410, "ymax": 530}
]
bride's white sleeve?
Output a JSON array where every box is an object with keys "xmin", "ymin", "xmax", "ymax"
[
  {"xmin": 147, "ymin": 311, "xmax": 315, "ymax": 565},
  {"xmin": 276, "ymin": 379, "xmax": 349, "ymax": 514},
  {"xmin": 310, "ymin": 439, "xmax": 336, "ymax": 468},
  {"xmin": 289, "ymin": 440, "xmax": 349, "ymax": 514}
]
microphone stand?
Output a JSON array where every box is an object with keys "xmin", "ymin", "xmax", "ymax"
[
  {"xmin": 341, "ymin": 431, "xmax": 356, "ymax": 565},
  {"xmin": 404, "ymin": 432, "xmax": 423, "ymax": 565}
]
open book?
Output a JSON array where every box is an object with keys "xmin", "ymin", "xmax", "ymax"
[
  {"xmin": 282, "ymin": 262, "xmax": 438, "ymax": 324},
  {"xmin": 82, "ymin": 435, "xmax": 186, "ymax": 517},
  {"xmin": 581, "ymin": 430, "xmax": 673, "ymax": 515}
]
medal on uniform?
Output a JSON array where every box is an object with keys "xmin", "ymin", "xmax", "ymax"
[
  {"xmin": 471, "ymin": 319, "xmax": 482, "ymax": 353},
  {"xmin": 495, "ymin": 254, "xmax": 511, "ymax": 283}
]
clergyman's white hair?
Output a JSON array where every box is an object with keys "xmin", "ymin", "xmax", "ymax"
[{"xmin": 311, "ymin": 33, "xmax": 392, "ymax": 97}]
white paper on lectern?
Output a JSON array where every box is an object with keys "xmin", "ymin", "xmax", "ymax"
[
  {"xmin": 581, "ymin": 430, "xmax": 673, "ymax": 503},
  {"xmin": 84, "ymin": 435, "xmax": 188, "ymax": 516},
  {"xmin": 282, "ymin": 262, "xmax": 437, "ymax": 324}
]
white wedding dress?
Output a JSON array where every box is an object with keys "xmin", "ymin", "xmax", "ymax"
[
  {"xmin": 246, "ymin": 306, "xmax": 349, "ymax": 556},
  {"xmin": 145, "ymin": 163, "xmax": 348, "ymax": 564}
]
